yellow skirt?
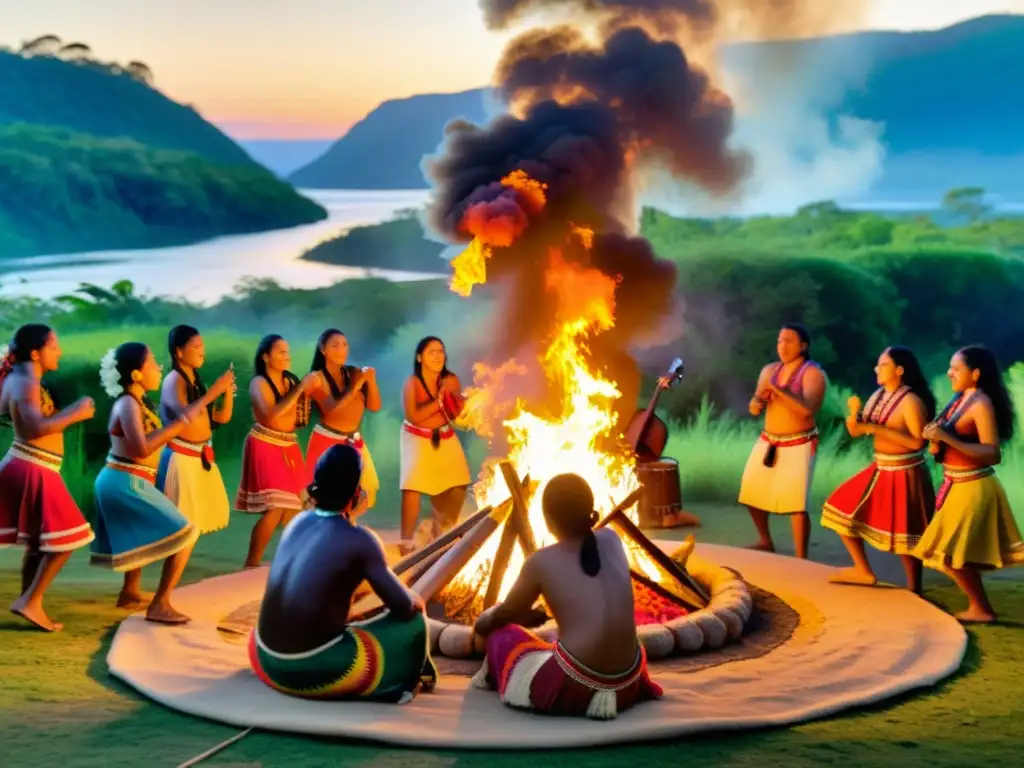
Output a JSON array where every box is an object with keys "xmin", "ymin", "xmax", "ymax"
[{"xmin": 913, "ymin": 469, "xmax": 1024, "ymax": 570}]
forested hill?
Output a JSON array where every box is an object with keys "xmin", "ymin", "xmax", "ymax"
[
  {"xmin": 0, "ymin": 49, "xmax": 253, "ymax": 167},
  {"xmin": 0, "ymin": 38, "xmax": 327, "ymax": 259}
]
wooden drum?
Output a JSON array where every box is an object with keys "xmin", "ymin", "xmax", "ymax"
[{"xmin": 636, "ymin": 458, "xmax": 683, "ymax": 529}]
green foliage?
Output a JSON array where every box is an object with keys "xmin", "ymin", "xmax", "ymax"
[
  {"xmin": 301, "ymin": 212, "xmax": 448, "ymax": 272},
  {"xmin": 0, "ymin": 123, "xmax": 327, "ymax": 258},
  {"xmin": 0, "ymin": 48, "xmax": 249, "ymax": 164}
]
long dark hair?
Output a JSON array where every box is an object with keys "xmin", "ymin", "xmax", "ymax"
[
  {"xmin": 254, "ymin": 334, "xmax": 308, "ymax": 427},
  {"xmin": 542, "ymin": 474, "xmax": 601, "ymax": 577},
  {"xmin": 958, "ymin": 345, "xmax": 1015, "ymax": 443},
  {"xmin": 782, "ymin": 322, "xmax": 812, "ymax": 361},
  {"xmin": 310, "ymin": 328, "xmax": 363, "ymax": 402},
  {"xmin": 113, "ymin": 342, "xmax": 158, "ymax": 412},
  {"xmin": 1, "ymin": 324, "xmax": 57, "ymax": 421},
  {"xmin": 413, "ymin": 335, "xmax": 452, "ymax": 395},
  {"xmin": 167, "ymin": 324, "xmax": 217, "ymax": 428},
  {"xmin": 886, "ymin": 345, "xmax": 936, "ymax": 421}
]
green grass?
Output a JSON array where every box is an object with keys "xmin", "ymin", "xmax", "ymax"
[
  {"xmin": 2, "ymin": 501, "xmax": 1023, "ymax": 767},
  {"xmin": 3, "ymin": 327, "xmax": 1024, "ymax": 765}
]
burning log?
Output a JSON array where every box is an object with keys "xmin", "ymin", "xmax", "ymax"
[
  {"xmin": 410, "ymin": 497, "xmax": 515, "ymax": 603},
  {"xmin": 348, "ymin": 498, "xmax": 514, "ymax": 621},
  {"xmin": 392, "ymin": 502, "xmax": 501, "ymax": 577},
  {"xmin": 597, "ymin": 493, "xmax": 709, "ymax": 609},
  {"xmin": 498, "ymin": 459, "xmax": 538, "ymax": 555}
]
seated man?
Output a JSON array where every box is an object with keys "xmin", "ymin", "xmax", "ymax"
[
  {"xmin": 249, "ymin": 443, "xmax": 437, "ymax": 702},
  {"xmin": 472, "ymin": 473, "xmax": 662, "ymax": 720}
]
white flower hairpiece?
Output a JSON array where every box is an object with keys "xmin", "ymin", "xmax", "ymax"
[
  {"xmin": 99, "ymin": 348, "xmax": 122, "ymax": 398},
  {"xmin": 0, "ymin": 344, "xmax": 8, "ymax": 361}
]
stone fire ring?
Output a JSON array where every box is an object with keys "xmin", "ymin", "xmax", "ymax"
[
  {"xmin": 432, "ymin": 557, "xmax": 750, "ymax": 660},
  {"xmin": 106, "ymin": 542, "xmax": 967, "ymax": 750}
]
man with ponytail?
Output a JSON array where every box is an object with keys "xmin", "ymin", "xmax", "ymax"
[
  {"xmin": 249, "ymin": 443, "xmax": 438, "ymax": 703},
  {"xmin": 472, "ymin": 473, "xmax": 662, "ymax": 720},
  {"xmin": 0, "ymin": 324, "xmax": 96, "ymax": 631}
]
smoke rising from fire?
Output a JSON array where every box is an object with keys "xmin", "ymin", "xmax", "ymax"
[{"xmin": 423, "ymin": 0, "xmax": 872, "ymax": 441}]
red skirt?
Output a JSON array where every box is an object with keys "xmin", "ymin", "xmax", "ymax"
[
  {"xmin": 821, "ymin": 452, "xmax": 935, "ymax": 554},
  {"xmin": 304, "ymin": 424, "xmax": 364, "ymax": 485},
  {"xmin": 476, "ymin": 624, "xmax": 662, "ymax": 719},
  {"xmin": 0, "ymin": 443, "xmax": 95, "ymax": 552},
  {"xmin": 235, "ymin": 425, "xmax": 306, "ymax": 513}
]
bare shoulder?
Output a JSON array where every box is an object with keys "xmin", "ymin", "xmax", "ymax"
[
  {"xmin": 969, "ymin": 392, "xmax": 996, "ymax": 419},
  {"xmin": 806, "ymin": 363, "xmax": 828, "ymax": 384},
  {"xmin": 757, "ymin": 362, "xmax": 776, "ymax": 379},
  {"xmin": 249, "ymin": 376, "xmax": 271, "ymax": 397}
]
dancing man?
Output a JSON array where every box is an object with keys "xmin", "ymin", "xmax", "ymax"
[
  {"xmin": 158, "ymin": 325, "xmax": 236, "ymax": 536},
  {"xmin": 236, "ymin": 334, "xmax": 320, "ymax": 568},
  {"xmin": 0, "ymin": 324, "xmax": 96, "ymax": 631},
  {"xmin": 91, "ymin": 342, "xmax": 231, "ymax": 623},
  {"xmin": 913, "ymin": 345, "xmax": 1024, "ymax": 623},
  {"xmin": 249, "ymin": 443, "xmax": 437, "ymax": 702},
  {"xmin": 472, "ymin": 473, "xmax": 662, "ymax": 720},
  {"xmin": 306, "ymin": 328, "xmax": 382, "ymax": 508},
  {"xmin": 399, "ymin": 336, "xmax": 471, "ymax": 555},
  {"xmin": 738, "ymin": 323, "xmax": 827, "ymax": 559},
  {"xmin": 821, "ymin": 346, "xmax": 936, "ymax": 592}
]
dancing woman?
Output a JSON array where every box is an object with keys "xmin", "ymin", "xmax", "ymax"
[
  {"xmin": 821, "ymin": 346, "xmax": 937, "ymax": 593},
  {"xmin": 913, "ymin": 345, "xmax": 1024, "ymax": 623},
  {"xmin": 90, "ymin": 342, "xmax": 231, "ymax": 623},
  {"xmin": 305, "ymin": 328, "xmax": 382, "ymax": 508},
  {"xmin": 157, "ymin": 325, "xmax": 236, "ymax": 535},
  {"xmin": 0, "ymin": 324, "xmax": 96, "ymax": 631},
  {"xmin": 399, "ymin": 336, "xmax": 471, "ymax": 555},
  {"xmin": 236, "ymin": 334, "xmax": 320, "ymax": 568}
]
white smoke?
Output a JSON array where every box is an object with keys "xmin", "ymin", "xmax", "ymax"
[{"xmin": 639, "ymin": 34, "xmax": 887, "ymax": 216}]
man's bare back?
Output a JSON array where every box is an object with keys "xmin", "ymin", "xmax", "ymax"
[{"xmin": 534, "ymin": 528, "xmax": 637, "ymax": 673}]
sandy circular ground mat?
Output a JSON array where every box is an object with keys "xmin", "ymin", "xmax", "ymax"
[{"xmin": 106, "ymin": 542, "xmax": 968, "ymax": 750}]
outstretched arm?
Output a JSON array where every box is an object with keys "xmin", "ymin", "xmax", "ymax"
[
  {"xmin": 473, "ymin": 556, "xmax": 544, "ymax": 637},
  {"xmin": 362, "ymin": 532, "xmax": 419, "ymax": 621}
]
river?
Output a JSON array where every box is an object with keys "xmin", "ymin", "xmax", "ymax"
[{"xmin": 0, "ymin": 189, "xmax": 435, "ymax": 305}]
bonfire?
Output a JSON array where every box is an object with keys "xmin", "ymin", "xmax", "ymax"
[{"xmin": 350, "ymin": 171, "xmax": 708, "ymax": 637}]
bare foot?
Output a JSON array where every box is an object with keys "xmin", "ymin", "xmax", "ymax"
[
  {"xmin": 116, "ymin": 590, "xmax": 152, "ymax": 609},
  {"xmin": 145, "ymin": 603, "xmax": 191, "ymax": 625},
  {"xmin": 828, "ymin": 567, "xmax": 878, "ymax": 587},
  {"xmin": 746, "ymin": 541, "xmax": 775, "ymax": 553},
  {"xmin": 955, "ymin": 608, "xmax": 997, "ymax": 625},
  {"xmin": 10, "ymin": 596, "xmax": 63, "ymax": 632},
  {"xmin": 662, "ymin": 511, "xmax": 701, "ymax": 528}
]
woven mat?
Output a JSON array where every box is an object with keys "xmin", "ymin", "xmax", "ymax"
[{"xmin": 107, "ymin": 543, "xmax": 966, "ymax": 750}]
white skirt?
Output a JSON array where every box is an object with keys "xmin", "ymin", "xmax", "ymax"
[
  {"xmin": 399, "ymin": 421, "xmax": 471, "ymax": 496},
  {"xmin": 737, "ymin": 429, "xmax": 818, "ymax": 515}
]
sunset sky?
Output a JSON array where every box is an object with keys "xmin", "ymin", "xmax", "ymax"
[{"xmin": 6, "ymin": 0, "xmax": 1022, "ymax": 139}]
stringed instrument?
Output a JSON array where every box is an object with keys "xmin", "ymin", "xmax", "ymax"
[{"xmin": 623, "ymin": 358, "xmax": 685, "ymax": 462}]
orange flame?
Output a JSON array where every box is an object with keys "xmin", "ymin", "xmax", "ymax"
[
  {"xmin": 445, "ymin": 174, "xmax": 660, "ymax": 600},
  {"xmin": 449, "ymin": 171, "xmax": 548, "ymax": 297}
]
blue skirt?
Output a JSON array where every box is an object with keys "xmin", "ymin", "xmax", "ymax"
[{"xmin": 90, "ymin": 458, "xmax": 198, "ymax": 572}]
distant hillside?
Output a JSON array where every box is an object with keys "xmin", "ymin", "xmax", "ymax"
[
  {"xmin": 0, "ymin": 49, "xmax": 254, "ymax": 167},
  {"xmin": 288, "ymin": 89, "xmax": 492, "ymax": 189},
  {"xmin": 0, "ymin": 124, "xmax": 328, "ymax": 259},
  {"xmin": 0, "ymin": 39, "xmax": 327, "ymax": 258},
  {"xmin": 236, "ymin": 139, "xmax": 335, "ymax": 177},
  {"xmin": 291, "ymin": 14, "xmax": 1024, "ymax": 192}
]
